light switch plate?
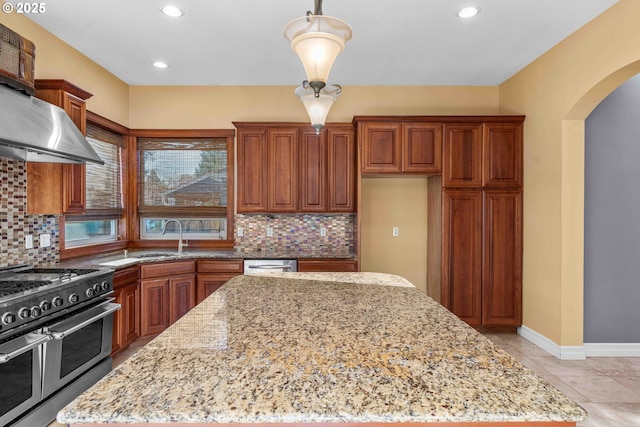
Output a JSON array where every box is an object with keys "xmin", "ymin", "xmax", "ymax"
[
  {"xmin": 39, "ymin": 234, "xmax": 51, "ymax": 247},
  {"xmin": 392, "ymin": 227, "xmax": 399, "ymax": 237},
  {"xmin": 25, "ymin": 234, "xmax": 33, "ymax": 249},
  {"xmin": 266, "ymin": 227, "xmax": 274, "ymax": 237},
  {"xmin": 320, "ymin": 227, "xmax": 327, "ymax": 237},
  {"xmin": 237, "ymin": 227, "xmax": 244, "ymax": 237}
]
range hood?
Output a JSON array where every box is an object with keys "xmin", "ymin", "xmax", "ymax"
[{"xmin": 0, "ymin": 84, "xmax": 104, "ymax": 164}]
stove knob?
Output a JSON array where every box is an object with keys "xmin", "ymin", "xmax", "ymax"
[
  {"xmin": 40, "ymin": 301, "xmax": 52, "ymax": 312},
  {"xmin": 52, "ymin": 297, "xmax": 64, "ymax": 307},
  {"xmin": 1, "ymin": 312, "xmax": 16, "ymax": 325},
  {"xmin": 68, "ymin": 293, "xmax": 79, "ymax": 304},
  {"xmin": 93, "ymin": 283, "xmax": 101, "ymax": 292},
  {"xmin": 85, "ymin": 288, "xmax": 95, "ymax": 298},
  {"xmin": 101, "ymin": 281, "xmax": 110, "ymax": 291},
  {"xmin": 30, "ymin": 307, "xmax": 42, "ymax": 318},
  {"xmin": 18, "ymin": 307, "xmax": 30, "ymax": 319}
]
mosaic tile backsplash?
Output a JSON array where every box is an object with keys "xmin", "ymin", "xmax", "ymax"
[
  {"xmin": 1, "ymin": 158, "xmax": 59, "ymax": 267},
  {"xmin": 234, "ymin": 214, "xmax": 355, "ymax": 253}
]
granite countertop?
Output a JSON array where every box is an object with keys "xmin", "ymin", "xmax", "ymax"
[
  {"xmin": 58, "ymin": 273, "xmax": 587, "ymax": 425},
  {"xmin": 55, "ymin": 249, "xmax": 357, "ymax": 270}
]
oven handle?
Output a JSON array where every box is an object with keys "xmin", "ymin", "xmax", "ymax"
[
  {"xmin": 0, "ymin": 332, "xmax": 50, "ymax": 364},
  {"xmin": 248, "ymin": 265, "xmax": 294, "ymax": 270},
  {"xmin": 47, "ymin": 302, "xmax": 121, "ymax": 340}
]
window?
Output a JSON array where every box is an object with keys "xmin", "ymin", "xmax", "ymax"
[
  {"xmin": 136, "ymin": 133, "xmax": 234, "ymax": 241},
  {"xmin": 65, "ymin": 119, "xmax": 125, "ymax": 248}
]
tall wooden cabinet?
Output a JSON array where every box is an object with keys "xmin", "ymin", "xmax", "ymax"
[
  {"xmin": 235, "ymin": 123, "xmax": 356, "ymax": 213},
  {"xmin": 27, "ymin": 79, "xmax": 93, "ymax": 215},
  {"xmin": 439, "ymin": 119, "xmax": 524, "ymax": 328}
]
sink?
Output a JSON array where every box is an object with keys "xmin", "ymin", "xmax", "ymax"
[{"xmin": 134, "ymin": 253, "xmax": 175, "ymax": 259}]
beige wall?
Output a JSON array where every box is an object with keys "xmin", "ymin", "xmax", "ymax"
[
  {"xmin": 499, "ymin": 0, "xmax": 640, "ymax": 346},
  {"xmin": 1, "ymin": 9, "xmax": 130, "ymax": 125},
  {"xmin": 360, "ymin": 178, "xmax": 429, "ymax": 293},
  {"xmin": 129, "ymin": 86, "xmax": 499, "ymax": 129}
]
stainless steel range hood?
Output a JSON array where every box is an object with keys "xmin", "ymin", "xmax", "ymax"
[{"xmin": 0, "ymin": 84, "xmax": 104, "ymax": 164}]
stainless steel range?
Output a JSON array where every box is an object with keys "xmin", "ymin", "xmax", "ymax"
[{"xmin": 0, "ymin": 264, "xmax": 119, "ymax": 427}]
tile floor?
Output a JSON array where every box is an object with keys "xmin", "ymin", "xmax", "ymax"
[{"xmin": 49, "ymin": 333, "xmax": 639, "ymax": 427}]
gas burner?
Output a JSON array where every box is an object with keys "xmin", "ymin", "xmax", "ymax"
[{"xmin": 0, "ymin": 280, "xmax": 50, "ymax": 298}]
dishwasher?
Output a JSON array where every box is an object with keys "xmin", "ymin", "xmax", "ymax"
[{"xmin": 243, "ymin": 259, "xmax": 297, "ymax": 275}]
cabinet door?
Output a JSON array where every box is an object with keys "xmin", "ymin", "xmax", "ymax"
[
  {"xmin": 196, "ymin": 273, "xmax": 240, "ymax": 304},
  {"xmin": 443, "ymin": 124, "xmax": 483, "ymax": 187},
  {"xmin": 483, "ymin": 123, "xmax": 523, "ymax": 188},
  {"xmin": 267, "ymin": 129, "xmax": 298, "ymax": 212},
  {"xmin": 237, "ymin": 128, "xmax": 267, "ymax": 212},
  {"xmin": 121, "ymin": 283, "xmax": 140, "ymax": 347},
  {"xmin": 327, "ymin": 128, "xmax": 356, "ymax": 212},
  {"xmin": 442, "ymin": 190, "xmax": 483, "ymax": 326},
  {"xmin": 360, "ymin": 122, "xmax": 402, "ymax": 173},
  {"xmin": 111, "ymin": 288, "xmax": 124, "ymax": 355},
  {"xmin": 299, "ymin": 129, "xmax": 327, "ymax": 212},
  {"xmin": 402, "ymin": 122, "xmax": 442, "ymax": 173},
  {"xmin": 482, "ymin": 191, "xmax": 522, "ymax": 326},
  {"xmin": 169, "ymin": 275, "xmax": 196, "ymax": 324},
  {"xmin": 140, "ymin": 278, "xmax": 170, "ymax": 336}
]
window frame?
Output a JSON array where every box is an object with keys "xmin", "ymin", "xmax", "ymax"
[
  {"xmin": 130, "ymin": 129, "xmax": 235, "ymax": 249},
  {"xmin": 61, "ymin": 112, "xmax": 130, "ymax": 259}
]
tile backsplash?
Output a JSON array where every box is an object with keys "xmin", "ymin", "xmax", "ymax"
[
  {"xmin": 234, "ymin": 214, "xmax": 355, "ymax": 253},
  {"xmin": 1, "ymin": 158, "xmax": 59, "ymax": 267}
]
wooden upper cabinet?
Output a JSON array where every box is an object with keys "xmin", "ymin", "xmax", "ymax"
[
  {"xmin": 236, "ymin": 128, "xmax": 268, "ymax": 213},
  {"xmin": 360, "ymin": 122, "xmax": 402, "ymax": 173},
  {"xmin": 483, "ymin": 123, "xmax": 523, "ymax": 188},
  {"xmin": 267, "ymin": 128, "xmax": 298, "ymax": 212},
  {"xmin": 401, "ymin": 122, "xmax": 442, "ymax": 174},
  {"xmin": 27, "ymin": 80, "xmax": 92, "ymax": 215},
  {"xmin": 442, "ymin": 123, "xmax": 483, "ymax": 187},
  {"xmin": 299, "ymin": 129, "xmax": 327, "ymax": 212},
  {"xmin": 235, "ymin": 123, "xmax": 356, "ymax": 213},
  {"xmin": 327, "ymin": 127, "xmax": 356, "ymax": 212}
]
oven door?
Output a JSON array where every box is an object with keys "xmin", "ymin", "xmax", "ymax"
[
  {"xmin": 0, "ymin": 331, "xmax": 50, "ymax": 426},
  {"xmin": 42, "ymin": 301, "xmax": 120, "ymax": 398}
]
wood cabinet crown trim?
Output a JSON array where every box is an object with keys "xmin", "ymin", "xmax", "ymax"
[
  {"xmin": 353, "ymin": 115, "xmax": 525, "ymax": 124},
  {"xmin": 34, "ymin": 79, "xmax": 93, "ymax": 100}
]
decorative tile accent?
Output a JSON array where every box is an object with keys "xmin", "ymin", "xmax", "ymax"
[
  {"xmin": 0, "ymin": 158, "xmax": 59, "ymax": 267},
  {"xmin": 234, "ymin": 214, "xmax": 355, "ymax": 253}
]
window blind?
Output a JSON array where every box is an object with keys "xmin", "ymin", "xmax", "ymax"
[
  {"xmin": 137, "ymin": 138, "xmax": 228, "ymax": 216},
  {"xmin": 85, "ymin": 123, "xmax": 123, "ymax": 212}
]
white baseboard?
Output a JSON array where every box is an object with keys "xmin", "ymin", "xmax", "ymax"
[
  {"xmin": 517, "ymin": 325, "xmax": 586, "ymax": 360},
  {"xmin": 584, "ymin": 343, "xmax": 640, "ymax": 357}
]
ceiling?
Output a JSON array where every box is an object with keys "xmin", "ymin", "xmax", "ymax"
[{"xmin": 17, "ymin": 0, "xmax": 618, "ymax": 87}]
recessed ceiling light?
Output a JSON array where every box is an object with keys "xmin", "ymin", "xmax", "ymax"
[
  {"xmin": 161, "ymin": 5, "xmax": 184, "ymax": 17},
  {"xmin": 457, "ymin": 6, "xmax": 480, "ymax": 18},
  {"xmin": 153, "ymin": 61, "xmax": 169, "ymax": 69}
]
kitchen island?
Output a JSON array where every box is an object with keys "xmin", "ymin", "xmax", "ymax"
[{"xmin": 58, "ymin": 273, "xmax": 586, "ymax": 426}]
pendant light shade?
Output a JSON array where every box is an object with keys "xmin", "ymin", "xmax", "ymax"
[
  {"xmin": 283, "ymin": 15, "xmax": 352, "ymax": 88},
  {"xmin": 295, "ymin": 83, "xmax": 342, "ymax": 134}
]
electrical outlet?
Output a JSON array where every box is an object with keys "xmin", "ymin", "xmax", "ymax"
[
  {"xmin": 266, "ymin": 227, "xmax": 274, "ymax": 237},
  {"xmin": 237, "ymin": 227, "xmax": 244, "ymax": 237},
  {"xmin": 392, "ymin": 227, "xmax": 399, "ymax": 237},
  {"xmin": 320, "ymin": 227, "xmax": 327, "ymax": 237},
  {"xmin": 39, "ymin": 233, "xmax": 51, "ymax": 247},
  {"xmin": 25, "ymin": 234, "xmax": 33, "ymax": 249}
]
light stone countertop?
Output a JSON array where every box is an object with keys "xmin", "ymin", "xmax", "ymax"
[{"xmin": 58, "ymin": 273, "xmax": 587, "ymax": 425}]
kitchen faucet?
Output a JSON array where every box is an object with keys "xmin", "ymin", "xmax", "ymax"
[{"xmin": 161, "ymin": 219, "xmax": 187, "ymax": 255}]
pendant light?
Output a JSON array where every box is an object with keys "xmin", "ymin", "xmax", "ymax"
[
  {"xmin": 283, "ymin": 0, "xmax": 352, "ymax": 97},
  {"xmin": 295, "ymin": 82, "xmax": 342, "ymax": 134}
]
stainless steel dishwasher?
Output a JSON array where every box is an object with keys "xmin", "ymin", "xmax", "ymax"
[{"xmin": 243, "ymin": 259, "xmax": 297, "ymax": 274}]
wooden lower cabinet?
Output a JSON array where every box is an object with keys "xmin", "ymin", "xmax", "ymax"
[
  {"xmin": 441, "ymin": 189, "xmax": 522, "ymax": 328},
  {"xmin": 298, "ymin": 259, "xmax": 358, "ymax": 272},
  {"xmin": 196, "ymin": 259, "xmax": 243, "ymax": 304},
  {"xmin": 111, "ymin": 266, "xmax": 140, "ymax": 355},
  {"xmin": 140, "ymin": 261, "xmax": 196, "ymax": 337}
]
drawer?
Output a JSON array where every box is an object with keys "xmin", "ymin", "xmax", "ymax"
[
  {"xmin": 197, "ymin": 259, "xmax": 243, "ymax": 273},
  {"xmin": 297, "ymin": 259, "xmax": 358, "ymax": 272},
  {"xmin": 113, "ymin": 266, "xmax": 139, "ymax": 289},
  {"xmin": 140, "ymin": 261, "xmax": 195, "ymax": 279}
]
